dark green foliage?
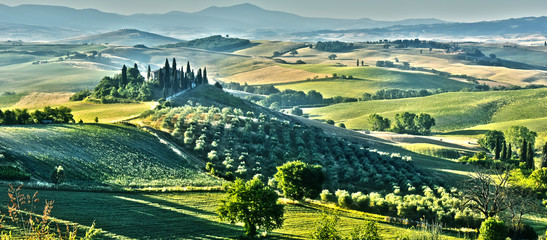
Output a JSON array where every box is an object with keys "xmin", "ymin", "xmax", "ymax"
[
  {"xmin": 520, "ymin": 139, "xmax": 528, "ymax": 166},
  {"xmin": 349, "ymin": 221, "xmax": 382, "ymax": 240},
  {"xmin": 311, "ymin": 213, "xmax": 342, "ymax": 240},
  {"xmin": 203, "ymin": 67, "xmax": 208, "ymax": 84},
  {"xmin": 50, "ymin": 165, "xmax": 65, "ymax": 184},
  {"xmin": 296, "ymin": 59, "xmax": 306, "ymax": 64},
  {"xmin": 504, "ymin": 126, "xmax": 537, "ymax": 150},
  {"xmin": 0, "ymin": 106, "xmax": 74, "ymax": 125},
  {"xmin": 217, "ymin": 177, "xmax": 284, "ymax": 237},
  {"xmin": 289, "ymin": 106, "xmax": 303, "ymax": 116},
  {"xmin": 274, "ymin": 161, "xmax": 324, "ymax": 200},
  {"xmin": 541, "ymin": 142, "xmax": 547, "ymax": 169},
  {"xmin": 315, "ymin": 41, "xmax": 354, "ymax": 52},
  {"xmin": 479, "ymin": 130, "xmax": 505, "ymax": 154},
  {"xmin": 500, "ymin": 141, "xmax": 507, "ymax": 160},
  {"xmin": 163, "ymin": 35, "xmax": 251, "ymax": 51},
  {"xmin": 508, "ymin": 224, "xmax": 538, "ymax": 240},
  {"xmin": 121, "ymin": 65, "xmax": 128, "ymax": 86},
  {"xmin": 147, "ymin": 65, "xmax": 151, "ymax": 81},
  {"xmin": 0, "ymin": 166, "xmax": 31, "ymax": 180},
  {"xmin": 527, "ymin": 142, "xmax": 534, "ymax": 169},
  {"xmin": 368, "ymin": 114, "xmax": 390, "ymax": 131},
  {"xmin": 326, "ymin": 119, "xmax": 335, "ymax": 125},
  {"xmin": 392, "ymin": 112, "xmax": 435, "ymax": 135},
  {"xmin": 69, "ymin": 89, "xmax": 92, "ymax": 101},
  {"xmin": 478, "ymin": 218, "xmax": 507, "ymax": 240},
  {"xmin": 92, "ymin": 63, "xmax": 150, "ymax": 102},
  {"xmin": 507, "ymin": 143, "xmax": 513, "ymax": 160},
  {"xmin": 328, "ymin": 54, "xmax": 337, "ymax": 60},
  {"xmin": 361, "ymin": 89, "xmax": 440, "ymax": 101}
]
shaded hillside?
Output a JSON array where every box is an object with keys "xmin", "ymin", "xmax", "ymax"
[
  {"xmin": 59, "ymin": 29, "xmax": 181, "ymax": 46},
  {"xmin": 170, "ymin": 84, "xmax": 291, "ymax": 121},
  {"xmin": 0, "ymin": 124, "xmax": 221, "ymax": 187}
]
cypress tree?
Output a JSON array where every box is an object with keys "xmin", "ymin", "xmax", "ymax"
[
  {"xmin": 180, "ymin": 66, "xmax": 186, "ymax": 90},
  {"xmin": 163, "ymin": 83, "xmax": 167, "ymax": 99},
  {"xmin": 541, "ymin": 142, "xmax": 547, "ymax": 169},
  {"xmin": 158, "ymin": 69, "xmax": 163, "ymax": 87},
  {"xmin": 164, "ymin": 58, "xmax": 171, "ymax": 90},
  {"xmin": 527, "ymin": 142, "xmax": 534, "ymax": 169},
  {"xmin": 197, "ymin": 68, "xmax": 203, "ymax": 85},
  {"xmin": 500, "ymin": 140, "xmax": 507, "ymax": 160},
  {"xmin": 494, "ymin": 138, "xmax": 501, "ymax": 160},
  {"xmin": 520, "ymin": 139, "xmax": 528, "ymax": 165},
  {"xmin": 507, "ymin": 143, "xmax": 512, "ymax": 160},
  {"xmin": 134, "ymin": 63, "xmax": 138, "ymax": 69},
  {"xmin": 186, "ymin": 61, "xmax": 191, "ymax": 77},
  {"xmin": 0, "ymin": 109, "xmax": 4, "ymax": 124},
  {"xmin": 356, "ymin": 59, "xmax": 359, "ymax": 66},
  {"xmin": 147, "ymin": 65, "xmax": 151, "ymax": 81},
  {"xmin": 203, "ymin": 67, "xmax": 208, "ymax": 84},
  {"xmin": 172, "ymin": 58, "xmax": 178, "ymax": 93},
  {"xmin": 121, "ymin": 64, "xmax": 127, "ymax": 87}
]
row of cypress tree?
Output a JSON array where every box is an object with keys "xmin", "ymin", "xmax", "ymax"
[{"xmin": 150, "ymin": 58, "xmax": 208, "ymax": 98}]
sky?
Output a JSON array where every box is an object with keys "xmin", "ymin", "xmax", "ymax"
[{"xmin": 0, "ymin": 0, "xmax": 546, "ymax": 22}]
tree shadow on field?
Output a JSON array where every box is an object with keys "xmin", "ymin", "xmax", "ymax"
[{"xmin": 437, "ymin": 129, "xmax": 488, "ymax": 136}]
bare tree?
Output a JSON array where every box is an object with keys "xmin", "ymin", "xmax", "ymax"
[{"xmin": 461, "ymin": 167, "xmax": 511, "ymax": 218}]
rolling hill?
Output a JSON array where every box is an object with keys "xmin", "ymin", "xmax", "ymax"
[
  {"xmin": 0, "ymin": 124, "xmax": 221, "ymax": 187},
  {"xmin": 59, "ymin": 29, "xmax": 181, "ymax": 46}
]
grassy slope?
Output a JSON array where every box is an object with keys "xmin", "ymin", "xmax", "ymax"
[
  {"xmin": 0, "ymin": 190, "xmax": 465, "ymax": 240},
  {"xmin": 306, "ymin": 88, "xmax": 547, "ymax": 131},
  {"xmin": 0, "ymin": 124, "xmax": 221, "ymax": 187},
  {"xmin": 233, "ymin": 40, "xmax": 305, "ymax": 57},
  {"xmin": 273, "ymin": 64, "xmax": 475, "ymax": 97},
  {"xmin": 0, "ymin": 62, "xmax": 115, "ymax": 93}
]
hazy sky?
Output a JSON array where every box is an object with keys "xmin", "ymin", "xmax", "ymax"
[{"xmin": 0, "ymin": 0, "xmax": 546, "ymax": 22}]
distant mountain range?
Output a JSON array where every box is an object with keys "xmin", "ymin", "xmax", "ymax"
[{"xmin": 0, "ymin": 3, "xmax": 545, "ymax": 43}]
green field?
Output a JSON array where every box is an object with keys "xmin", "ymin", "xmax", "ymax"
[
  {"xmin": 306, "ymin": 88, "xmax": 547, "ymax": 131},
  {"xmin": 274, "ymin": 64, "xmax": 475, "ymax": 97},
  {"xmin": 0, "ymin": 124, "xmax": 221, "ymax": 187},
  {"xmin": 0, "ymin": 189, "xmax": 466, "ymax": 240},
  {"xmin": 0, "ymin": 61, "xmax": 115, "ymax": 93}
]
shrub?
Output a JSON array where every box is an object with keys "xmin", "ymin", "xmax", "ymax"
[
  {"xmin": 70, "ymin": 89, "xmax": 92, "ymax": 101},
  {"xmin": 50, "ymin": 165, "xmax": 65, "ymax": 184},
  {"xmin": 349, "ymin": 221, "xmax": 382, "ymax": 240},
  {"xmin": 311, "ymin": 213, "xmax": 342, "ymax": 240},
  {"xmin": 0, "ymin": 166, "xmax": 31, "ymax": 180},
  {"xmin": 478, "ymin": 217, "xmax": 507, "ymax": 240}
]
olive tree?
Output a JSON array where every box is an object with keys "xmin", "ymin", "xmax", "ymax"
[{"xmin": 274, "ymin": 160, "xmax": 324, "ymax": 200}]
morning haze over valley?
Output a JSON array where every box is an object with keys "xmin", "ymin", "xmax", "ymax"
[{"xmin": 0, "ymin": 0, "xmax": 546, "ymax": 239}]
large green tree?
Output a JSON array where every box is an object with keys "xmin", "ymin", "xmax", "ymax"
[
  {"xmin": 415, "ymin": 113, "xmax": 436, "ymax": 134},
  {"xmin": 504, "ymin": 126, "xmax": 537, "ymax": 150},
  {"xmin": 368, "ymin": 114, "xmax": 390, "ymax": 131},
  {"xmin": 274, "ymin": 160, "xmax": 324, "ymax": 200},
  {"xmin": 479, "ymin": 130, "xmax": 505, "ymax": 157},
  {"xmin": 218, "ymin": 177, "xmax": 284, "ymax": 237},
  {"xmin": 392, "ymin": 112, "xmax": 417, "ymax": 134}
]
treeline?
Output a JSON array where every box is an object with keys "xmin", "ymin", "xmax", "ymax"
[
  {"xmin": 473, "ymin": 126, "xmax": 540, "ymax": 169},
  {"xmin": 223, "ymin": 82, "xmax": 449, "ymax": 109},
  {"xmin": 320, "ymin": 186, "xmax": 483, "ymax": 228},
  {"xmin": 162, "ymin": 35, "xmax": 251, "ymax": 51},
  {"xmin": 315, "ymin": 41, "xmax": 354, "ymax": 52},
  {"xmin": 147, "ymin": 104, "xmax": 433, "ymax": 193},
  {"xmin": 361, "ymin": 88, "xmax": 444, "ymax": 101},
  {"xmin": 0, "ymin": 106, "xmax": 74, "ymax": 125},
  {"xmin": 71, "ymin": 59, "xmax": 209, "ymax": 103},
  {"xmin": 369, "ymin": 112, "xmax": 435, "ymax": 135}
]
